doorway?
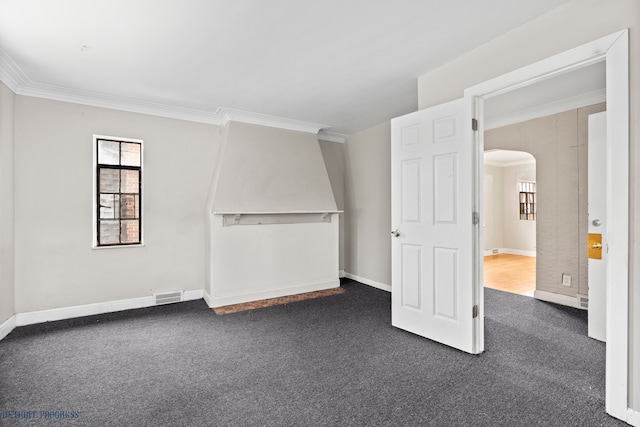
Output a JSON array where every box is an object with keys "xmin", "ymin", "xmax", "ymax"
[
  {"xmin": 483, "ymin": 150, "xmax": 536, "ymax": 297},
  {"xmin": 466, "ymin": 29, "xmax": 629, "ymax": 421}
]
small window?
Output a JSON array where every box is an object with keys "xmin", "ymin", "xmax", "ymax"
[
  {"xmin": 94, "ymin": 136, "xmax": 142, "ymax": 246},
  {"xmin": 518, "ymin": 181, "xmax": 536, "ymax": 221}
]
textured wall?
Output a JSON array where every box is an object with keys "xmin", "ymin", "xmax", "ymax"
[{"xmin": 485, "ymin": 104, "xmax": 605, "ymax": 298}]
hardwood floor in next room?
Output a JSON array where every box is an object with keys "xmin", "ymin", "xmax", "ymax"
[{"xmin": 484, "ymin": 254, "xmax": 536, "ymax": 297}]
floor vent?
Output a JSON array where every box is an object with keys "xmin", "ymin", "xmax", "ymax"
[
  {"xmin": 154, "ymin": 291, "xmax": 183, "ymax": 305},
  {"xmin": 492, "ymin": 249, "xmax": 499, "ymax": 255},
  {"xmin": 577, "ymin": 295, "xmax": 589, "ymax": 309}
]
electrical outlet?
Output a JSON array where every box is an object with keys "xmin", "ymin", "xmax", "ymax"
[{"xmin": 561, "ymin": 274, "xmax": 572, "ymax": 287}]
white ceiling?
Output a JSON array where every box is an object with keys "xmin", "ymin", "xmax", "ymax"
[
  {"xmin": 0, "ymin": 0, "xmax": 571, "ymax": 136},
  {"xmin": 484, "ymin": 149, "xmax": 535, "ymax": 167}
]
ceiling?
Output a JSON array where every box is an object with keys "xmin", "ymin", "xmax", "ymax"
[
  {"xmin": 0, "ymin": 0, "xmax": 571, "ymax": 136},
  {"xmin": 484, "ymin": 149, "xmax": 535, "ymax": 167}
]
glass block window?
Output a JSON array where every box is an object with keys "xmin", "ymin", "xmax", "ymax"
[
  {"xmin": 96, "ymin": 137, "xmax": 142, "ymax": 246},
  {"xmin": 518, "ymin": 181, "xmax": 536, "ymax": 221}
]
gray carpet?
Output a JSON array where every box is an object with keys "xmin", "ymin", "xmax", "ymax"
[{"xmin": 0, "ymin": 280, "xmax": 626, "ymax": 426}]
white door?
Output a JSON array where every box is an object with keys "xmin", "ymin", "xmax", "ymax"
[
  {"xmin": 391, "ymin": 98, "xmax": 479, "ymax": 354},
  {"xmin": 587, "ymin": 111, "xmax": 607, "ymax": 342}
]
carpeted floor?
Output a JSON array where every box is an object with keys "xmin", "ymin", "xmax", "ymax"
[{"xmin": 0, "ymin": 279, "xmax": 625, "ymax": 426}]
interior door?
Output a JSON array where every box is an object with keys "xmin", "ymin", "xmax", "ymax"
[
  {"xmin": 391, "ymin": 98, "xmax": 479, "ymax": 354},
  {"xmin": 587, "ymin": 111, "xmax": 607, "ymax": 342}
]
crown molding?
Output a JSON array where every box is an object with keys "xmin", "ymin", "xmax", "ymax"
[
  {"xmin": 485, "ymin": 88, "xmax": 606, "ymax": 130},
  {"xmin": 484, "ymin": 159, "xmax": 536, "ymax": 167},
  {"xmin": 318, "ymin": 130, "xmax": 347, "ymax": 143},
  {"xmin": 0, "ymin": 51, "xmax": 334, "ymax": 134},
  {"xmin": 217, "ymin": 108, "xmax": 328, "ymax": 134},
  {"xmin": 0, "ymin": 49, "xmax": 30, "ymax": 92},
  {"xmin": 19, "ymin": 82, "xmax": 225, "ymax": 125}
]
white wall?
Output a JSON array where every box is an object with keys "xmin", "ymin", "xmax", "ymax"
[
  {"xmin": 484, "ymin": 162, "xmax": 536, "ymax": 255},
  {"xmin": 344, "ymin": 121, "xmax": 391, "ymax": 287},
  {"xmin": 210, "ymin": 122, "xmax": 336, "ymax": 213},
  {"xmin": 417, "ymin": 0, "xmax": 640, "ymax": 410},
  {"xmin": 319, "ymin": 139, "xmax": 345, "ymax": 272},
  {"xmin": 14, "ymin": 96, "xmax": 219, "ymax": 313},
  {"xmin": 0, "ymin": 81, "xmax": 15, "ymax": 325},
  {"xmin": 483, "ymin": 165, "xmax": 504, "ymax": 251},
  {"xmin": 501, "ymin": 164, "xmax": 536, "ymax": 253}
]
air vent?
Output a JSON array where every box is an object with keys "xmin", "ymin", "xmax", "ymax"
[
  {"xmin": 154, "ymin": 291, "xmax": 183, "ymax": 305},
  {"xmin": 577, "ymin": 294, "xmax": 589, "ymax": 309},
  {"xmin": 492, "ymin": 249, "xmax": 499, "ymax": 255}
]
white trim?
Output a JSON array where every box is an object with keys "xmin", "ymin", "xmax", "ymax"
[
  {"xmin": 603, "ymin": 29, "xmax": 629, "ymax": 421},
  {"xmin": 183, "ymin": 289, "xmax": 204, "ymax": 301},
  {"xmin": 0, "ymin": 315, "xmax": 16, "ymax": 342},
  {"xmin": 14, "ymin": 290, "xmax": 205, "ymax": 327},
  {"xmin": 502, "ymin": 248, "xmax": 536, "ymax": 257},
  {"xmin": 202, "ymin": 290, "xmax": 215, "ymax": 308},
  {"xmin": 466, "ymin": 29, "xmax": 629, "ymax": 422},
  {"xmin": 218, "ymin": 107, "xmax": 328, "ymax": 134},
  {"xmin": 533, "ymin": 290, "xmax": 584, "ymax": 310},
  {"xmin": 483, "ymin": 159, "xmax": 535, "ymax": 167},
  {"xmin": 344, "ymin": 273, "xmax": 392, "ymax": 293},
  {"xmin": 92, "ymin": 135, "xmax": 144, "ymax": 248},
  {"xmin": 206, "ymin": 280, "xmax": 340, "ymax": 308},
  {"xmin": 485, "ymin": 88, "xmax": 606, "ymax": 130},
  {"xmin": 318, "ymin": 131, "xmax": 348, "ymax": 143},
  {"xmin": 0, "ymin": 49, "xmax": 29, "ymax": 92},
  {"xmin": 627, "ymin": 408, "xmax": 640, "ymax": 427},
  {"xmin": 483, "ymin": 248, "xmax": 536, "ymax": 257},
  {"xmin": 339, "ymin": 270, "xmax": 346, "ymax": 279},
  {"xmin": 0, "ymin": 53, "xmax": 342, "ymax": 135},
  {"xmin": 16, "ymin": 297, "xmax": 154, "ymax": 326}
]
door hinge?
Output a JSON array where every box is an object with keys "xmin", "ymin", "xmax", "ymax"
[
  {"xmin": 473, "ymin": 305, "xmax": 479, "ymax": 318},
  {"xmin": 472, "ymin": 211, "xmax": 479, "ymax": 225},
  {"xmin": 472, "ymin": 118, "xmax": 478, "ymax": 131}
]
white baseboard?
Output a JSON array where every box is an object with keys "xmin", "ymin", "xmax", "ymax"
[
  {"xmin": 203, "ymin": 289, "xmax": 214, "ymax": 308},
  {"xmin": 627, "ymin": 408, "xmax": 640, "ymax": 426},
  {"xmin": 183, "ymin": 289, "xmax": 204, "ymax": 301},
  {"xmin": 0, "ymin": 315, "xmax": 16, "ymax": 342},
  {"xmin": 344, "ymin": 273, "xmax": 392, "ymax": 293},
  {"xmin": 533, "ymin": 289, "xmax": 585, "ymax": 310},
  {"xmin": 339, "ymin": 270, "xmax": 346, "ymax": 278},
  {"xmin": 503, "ymin": 248, "xmax": 536, "ymax": 257},
  {"xmin": 15, "ymin": 289, "xmax": 206, "ymax": 327},
  {"xmin": 206, "ymin": 280, "xmax": 340, "ymax": 308},
  {"xmin": 484, "ymin": 248, "xmax": 536, "ymax": 257}
]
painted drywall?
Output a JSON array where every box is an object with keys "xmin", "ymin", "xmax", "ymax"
[
  {"xmin": 417, "ymin": 0, "xmax": 640, "ymax": 409},
  {"xmin": 483, "ymin": 165, "xmax": 504, "ymax": 251},
  {"xmin": 205, "ymin": 122, "xmax": 340, "ymax": 306},
  {"xmin": 344, "ymin": 121, "xmax": 391, "ymax": 287},
  {"xmin": 501, "ymin": 164, "xmax": 536, "ymax": 253},
  {"xmin": 14, "ymin": 96, "xmax": 219, "ymax": 313},
  {"xmin": 319, "ymin": 139, "xmax": 345, "ymax": 271},
  {"xmin": 208, "ymin": 214, "xmax": 339, "ymax": 307},
  {"xmin": 484, "ymin": 162, "xmax": 536, "ymax": 254},
  {"xmin": 0, "ymin": 81, "xmax": 15, "ymax": 324},
  {"xmin": 210, "ymin": 122, "xmax": 337, "ymax": 214}
]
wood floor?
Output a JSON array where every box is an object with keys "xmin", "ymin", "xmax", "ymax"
[{"xmin": 484, "ymin": 254, "xmax": 536, "ymax": 297}]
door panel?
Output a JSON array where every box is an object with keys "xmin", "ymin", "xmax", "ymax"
[
  {"xmin": 588, "ymin": 112, "xmax": 607, "ymax": 342},
  {"xmin": 391, "ymin": 98, "xmax": 478, "ymax": 354}
]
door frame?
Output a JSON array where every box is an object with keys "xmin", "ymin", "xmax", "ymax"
[{"xmin": 464, "ymin": 30, "xmax": 629, "ymax": 421}]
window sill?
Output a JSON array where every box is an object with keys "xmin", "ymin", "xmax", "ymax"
[{"xmin": 92, "ymin": 243, "xmax": 146, "ymax": 250}]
